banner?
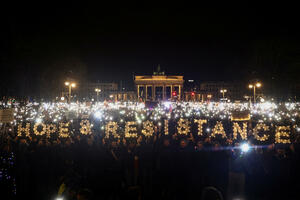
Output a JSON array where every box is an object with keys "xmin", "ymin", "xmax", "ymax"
[
  {"xmin": 0, "ymin": 108, "xmax": 14, "ymax": 123},
  {"xmin": 15, "ymin": 118, "xmax": 298, "ymax": 144}
]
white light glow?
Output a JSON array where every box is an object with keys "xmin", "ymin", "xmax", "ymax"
[{"xmin": 241, "ymin": 143, "xmax": 250, "ymax": 152}]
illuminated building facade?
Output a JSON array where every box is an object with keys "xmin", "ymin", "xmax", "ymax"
[{"xmin": 134, "ymin": 68, "xmax": 184, "ymax": 101}]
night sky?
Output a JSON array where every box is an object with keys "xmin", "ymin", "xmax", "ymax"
[{"xmin": 1, "ymin": 2, "xmax": 299, "ymax": 97}]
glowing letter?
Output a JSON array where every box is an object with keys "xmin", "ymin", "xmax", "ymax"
[
  {"xmin": 177, "ymin": 118, "xmax": 190, "ymax": 135},
  {"xmin": 105, "ymin": 121, "xmax": 120, "ymax": 138},
  {"xmin": 17, "ymin": 123, "xmax": 30, "ymax": 137},
  {"xmin": 211, "ymin": 121, "xmax": 227, "ymax": 138},
  {"xmin": 275, "ymin": 126, "xmax": 291, "ymax": 144},
  {"xmin": 125, "ymin": 121, "xmax": 138, "ymax": 138},
  {"xmin": 232, "ymin": 122, "xmax": 248, "ymax": 140},
  {"xmin": 194, "ymin": 119, "xmax": 207, "ymax": 136},
  {"xmin": 142, "ymin": 120, "xmax": 154, "ymax": 137},
  {"xmin": 253, "ymin": 123, "xmax": 269, "ymax": 141}
]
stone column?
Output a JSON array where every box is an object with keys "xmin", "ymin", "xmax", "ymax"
[
  {"xmin": 152, "ymin": 85, "xmax": 156, "ymax": 101},
  {"xmin": 163, "ymin": 85, "xmax": 166, "ymax": 100},
  {"xmin": 145, "ymin": 85, "xmax": 148, "ymax": 101},
  {"xmin": 179, "ymin": 85, "xmax": 181, "ymax": 100}
]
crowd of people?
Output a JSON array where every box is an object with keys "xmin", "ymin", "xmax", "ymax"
[
  {"xmin": 1, "ymin": 129, "xmax": 300, "ymax": 200},
  {"xmin": 0, "ymin": 99, "xmax": 300, "ymax": 200}
]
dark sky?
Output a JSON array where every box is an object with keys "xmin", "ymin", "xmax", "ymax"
[{"xmin": 1, "ymin": 2, "xmax": 300, "ymax": 95}]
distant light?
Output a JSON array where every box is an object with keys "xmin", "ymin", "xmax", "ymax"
[
  {"xmin": 163, "ymin": 101, "xmax": 172, "ymax": 108},
  {"xmin": 256, "ymin": 82, "xmax": 261, "ymax": 88},
  {"xmin": 240, "ymin": 143, "xmax": 250, "ymax": 152},
  {"xmin": 35, "ymin": 118, "xmax": 42, "ymax": 123},
  {"xmin": 56, "ymin": 197, "xmax": 64, "ymax": 200},
  {"xmin": 61, "ymin": 97, "xmax": 65, "ymax": 101},
  {"xmin": 206, "ymin": 128, "xmax": 210, "ymax": 132},
  {"xmin": 188, "ymin": 80, "xmax": 194, "ymax": 82},
  {"xmin": 94, "ymin": 111, "xmax": 102, "ymax": 119},
  {"xmin": 110, "ymin": 95, "xmax": 113, "ymax": 98},
  {"xmin": 260, "ymin": 98, "xmax": 265, "ymax": 103}
]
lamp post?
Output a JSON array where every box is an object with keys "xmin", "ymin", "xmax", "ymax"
[
  {"xmin": 65, "ymin": 81, "xmax": 76, "ymax": 103},
  {"xmin": 207, "ymin": 94, "xmax": 212, "ymax": 102},
  {"xmin": 220, "ymin": 89, "xmax": 227, "ymax": 99},
  {"xmin": 248, "ymin": 82, "xmax": 261, "ymax": 103},
  {"xmin": 95, "ymin": 88, "xmax": 101, "ymax": 102}
]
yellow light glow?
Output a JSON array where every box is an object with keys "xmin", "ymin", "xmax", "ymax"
[
  {"xmin": 65, "ymin": 82, "xmax": 70, "ymax": 86},
  {"xmin": 249, "ymin": 84, "xmax": 253, "ymax": 89},
  {"xmin": 256, "ymin": 82, "xmax": 261, "ymax": 88}
]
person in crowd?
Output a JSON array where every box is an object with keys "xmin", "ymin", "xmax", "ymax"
[
  {"xmin": 174, "ymin": 138, "xmax": 193, "ymax": 199},
  {"xmin": 192, "ymin": 140, "xmax": 208, "ymax": 196},
  {"xmin": 205, "ymin": 140, "xmax": 229, "ymax": 198},
  {"xmin": 227, "ymin": 142, "xmax": 247, "ymax": 200},
  {"xmin": 104, "ymin": 139, "xmax": 125, "ymax": 199},
  {"xmin": 137, "ymin": 135, "xmax": 156, "ymax": 200},
  {"xmin": 156, "ymin": 136, "xmax": 175, "ymax": 200}
]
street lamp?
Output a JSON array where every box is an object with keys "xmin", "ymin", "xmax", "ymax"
[
  {"xmin": 207, "ymin": 94, "xmax": 212, "ymax": 102},
  {"xmin": 220, "ymin": 89, "xmax": 227, "ymax": 99},
  {"xmin": 95, "ymin": 88, "xmax": 101, "ymax": 102},
  {"xmin": 65, "ymin": 81, "xmax": 76, "ymax": 103},
  {"xmin": 248, "ymin": 82, "xmax": 261, "ymax": 103}
]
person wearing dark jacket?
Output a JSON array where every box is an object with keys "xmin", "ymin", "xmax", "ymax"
[{"xmin": 157, "ymin": 137, "xmax": 175, "ymax": 200}]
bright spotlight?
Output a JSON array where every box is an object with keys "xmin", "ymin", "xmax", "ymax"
[
  {"xmin": 56, "ymin": 197, "xmax": 64, "ymax": 200},
  {"xmin": 240, "ymin": 143, "xmax": 250, "ymax": 152}
]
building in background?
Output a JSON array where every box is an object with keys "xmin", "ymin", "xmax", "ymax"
[
  {"xmin": 134, "ymin": 66, "xmax": 184, "ymax": 101},
  {"xmin": 198, "ymin": 81, "xmax": 246, "ymax": 101},
  {"xmin": 109, "ymin": 91, "xmax": 136, "ymax": 101},
  {"xmin": 79, "ymin": 82, "xmax": 118, "ymax": 101}
]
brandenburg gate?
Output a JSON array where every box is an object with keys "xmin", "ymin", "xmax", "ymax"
[{"xmin": 134, "ymin": 70, "xmax": 184, "ymax": 101}]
